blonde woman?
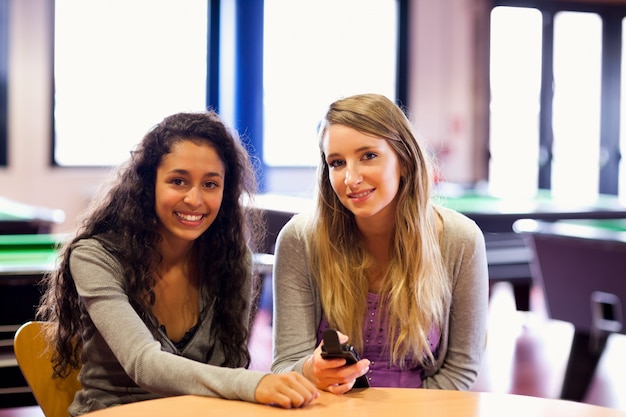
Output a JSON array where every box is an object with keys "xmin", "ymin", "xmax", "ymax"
[{"xmin": 271, "ymin": 94, "xmax": 489, "ymax": 393}]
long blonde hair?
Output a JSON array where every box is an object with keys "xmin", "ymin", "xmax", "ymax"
[{"xmin": 310, "ymin": 93, "xmax": 451, "ymax": 367}]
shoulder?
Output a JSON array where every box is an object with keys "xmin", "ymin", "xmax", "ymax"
[
  {"xmin": 71, "ymin": 236, "xmax": 106, "ymax": 254},
  {"xmin": 274, "ymin": 212, "xmax": 316, "ymax": 260},
  {"xmin": 67, "ymin": 236, "xmax": 127, "ymax": 291},
  {"xmin": 434, "ymin": 206, "xmax": 488, "ymax": 279},
  {"xmin": 71, "ymin": 234, "xmax": 114, "ymax": 254},
  {"xmin": 69, "ymin": 235, "xmax": 123, "ymax": 270},
  {"xmin": 277, "ymin": 211, "xmax": 315, "ymax": 241},
  {"xmin": 435, "ymin": 205, "xmax": 485, "ymax": 247}
]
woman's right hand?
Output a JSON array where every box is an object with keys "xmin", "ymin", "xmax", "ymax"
[
  {"xmin": 303, "ymin": 332, "xmax": 371, "ymax": 394},
  {"xmin": 255, "ymin": 372, "xmax": 319, "ymax": 408}
]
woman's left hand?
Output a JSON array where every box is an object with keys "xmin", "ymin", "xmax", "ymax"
[{"xmin": 255, "ymin": 372, "xmax": 319, "ymax": 408}]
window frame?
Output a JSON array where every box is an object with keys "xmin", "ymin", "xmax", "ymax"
[
  {"xmin": 0, "ymin": 0, "xmax": 9, "ymax": 167},
  {"xmin": 491, "ymin": 0, "xmax": 626, "ymax": 195}
]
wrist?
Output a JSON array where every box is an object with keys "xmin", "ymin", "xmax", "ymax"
[{"xmin": 302, "ymin": 354, "xmax": 315, "ymax": 382}]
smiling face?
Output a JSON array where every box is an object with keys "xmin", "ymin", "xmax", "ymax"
[
  {"xmin": 322, "ymin": 124, "xmax": 402, "ymax": 226},
  {"xmin": 155, "ymin": 139, "xmax": 225, "ymax": 247}
]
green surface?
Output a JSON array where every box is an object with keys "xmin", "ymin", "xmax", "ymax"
[
  {"xmin": 0, "ymin": 234, "xmax": 66, "ymax": 272},
  {"xmin": 0, "ymin": 248, "xmax": 59, "ymax": 267},
  {"xmin": 0, "ymin": 233, "xmax": 66, "ymax": 249},
  {"xmin": 434, "ymin": 189, "xmax": 555, "ymax": 213},
  {"xmin": 556, "ymin": 218, "xmax": 626, "ymax": 232},
  {"xmin": 435, "ymin": 189, "xmax": 626, "ymax": 213}
]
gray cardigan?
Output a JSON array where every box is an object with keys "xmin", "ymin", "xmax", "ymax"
[
  {"xmin": 67, "ymin": 238, "xmax": 267, "ymax": 416},
  {"xmin": 271, "ymin": 205, "xmax": 489, "ymax": 390}
]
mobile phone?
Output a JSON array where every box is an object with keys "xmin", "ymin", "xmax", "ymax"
[{"xmin": 321, "ymin": 328, "xmax": 369, "ymax": 388}]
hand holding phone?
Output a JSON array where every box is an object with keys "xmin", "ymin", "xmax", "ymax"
[{"xmin": 321, "ymin": 328, "xmax": 369, "ymax": 388}]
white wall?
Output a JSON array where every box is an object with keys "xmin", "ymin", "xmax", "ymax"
[{"xmin": 0, "ymin": 0, "xmax": 483, "ymax": 233}]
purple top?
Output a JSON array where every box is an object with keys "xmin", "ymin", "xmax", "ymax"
[{"xmin": 317, "ymin": 292, "xmax": 440, "ymax": 388}]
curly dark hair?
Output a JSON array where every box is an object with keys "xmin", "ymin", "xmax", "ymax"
[{"xmin": 37, "ymin": 110, "xmax": 264, "ymax": 377}]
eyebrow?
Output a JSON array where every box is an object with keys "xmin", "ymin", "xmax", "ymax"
[
  {"xmin": 167, "ymin": 168, "xmax": 224, "ymax": 179},
  {"xmin": 326, "ymin": 145, "xmax": 378, "ymax": 159}
]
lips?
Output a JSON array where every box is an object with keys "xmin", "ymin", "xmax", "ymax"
[
  {"xmin": 175, "ymin": 212, "xmax": 205, "ymax": 222},
  {"xmin": 348, "ymin": 189, "xmax": 373, "ymax": 199}
]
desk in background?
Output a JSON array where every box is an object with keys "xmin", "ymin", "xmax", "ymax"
[
  {"xmin": 439, "ymin": 189, "xmax": 626, "ymax": 309},
  {"xmin": 514, "ymin": 218, "xmax": 626, "ymax": 403},
  {"xmin": 0, "ymin": 197, "xmax": 65, "ymax": 235},
  {"xmin": 251, "ymin": 190, "xmax": 626, "ymax": 311},
  {"xmin": 437, "ymin": 188, "xmax": 626, "ymax": 233},
  {"xmin": 84, "ymin": 389, "xmax": 626, "ymax": 417},
  {"xmin": 252, "ymin": 190, "xmax": 626, "ymax": 241},
  {"xmin": 0, "ymin": 234, "xmax": 64, "ymax": 408}
]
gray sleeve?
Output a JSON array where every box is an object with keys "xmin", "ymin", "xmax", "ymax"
[
  {"xmin": 70, "ymin": 240, "xmax": 267, "ymax": 402},
  {"xmin": 270, "ymin": 214, "xmax": 322, "ymax": 374},
  {"xmin": 423, "ymin": 208, "xmax": 490, "ymax": 390}
]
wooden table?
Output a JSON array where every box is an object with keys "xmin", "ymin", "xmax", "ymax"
[{"xmin": 85, "ymin": 389, "xmax": 626, "ymax": 417}]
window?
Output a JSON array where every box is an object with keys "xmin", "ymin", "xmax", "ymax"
[
  {"xmin": 262, "ymin": 0, "xmax": 398, "ymax": 167},
  {"xmin": 489, "ymin": 1, "xmax": 626, "ymax": 203},
  {"xmin": 53, "ymin": 0, "xmax": 401, "ymax": 172},
  {"xmin": 552, "ymin": 11, "xmax": 602, "ymax": 201},
  {"xmin": 53, "ymin": 0, "xmax": 208, "ymax": 166},
  {"xmin": 488, "ymin": 6, "xmax": 542, "ymax": 198}
]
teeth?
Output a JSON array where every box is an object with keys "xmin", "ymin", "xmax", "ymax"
[
  {"xmin": 352, "ymin": 190, "xmax": 370, "ymax": 198},
  {"xmin": 176, "ymin": 212, "xmax": 203, "ymax": 221}
]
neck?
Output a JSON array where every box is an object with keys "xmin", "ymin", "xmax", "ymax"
[
  {"xmin": 360, "ymin": 229, "xmax": 394, "ymax": 293},
  {"xmin": 158, "ymin": 236, "xmax": 194, "ymax": 268}
]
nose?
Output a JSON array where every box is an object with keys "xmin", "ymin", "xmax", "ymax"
[
  {"xmin": 184, "ymin": 187, "xmax": 202, "ymax": 207},
  {"xmin": 344, "ymin": 163, "xmax": 363, "ymax": 187}
]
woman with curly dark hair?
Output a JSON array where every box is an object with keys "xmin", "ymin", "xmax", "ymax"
[{"xmin": 37, "ymin": 110, "xmax": 318, "ymax": 416}]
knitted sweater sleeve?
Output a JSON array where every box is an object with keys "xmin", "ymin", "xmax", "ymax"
[
  {"xmin": 69, "ymin": 239, "xmax": 267, "ymax": 405},
  {"xmin": 422, "ymin": 207, "xmax": 490, "ymax": 390},
  {"xmin": 271, "ymin": 213, "xmax": 322, "ymax": 375}
]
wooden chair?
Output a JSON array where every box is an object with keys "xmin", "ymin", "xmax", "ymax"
[{"xmin": 13, "ymin": 321, "xmax": 81, "ymax": 417}]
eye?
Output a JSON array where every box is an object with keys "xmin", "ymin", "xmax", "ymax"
[
  {"xmin": 171, "ymin": 178, "xmax": 186, "ymax": 186},
  {"xmin": 203, "ymin": 181, "xmax": 219, "ymax": 189},
  {"xmin": 327, "ymin": 159, "xmax": 345, "ymax": 168},
  {"xmin": 362, "ymin": 151, "xmax": 378, "ymax": 161}
]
